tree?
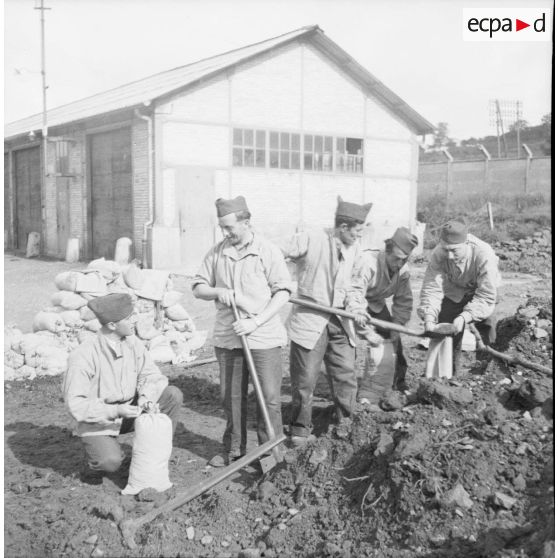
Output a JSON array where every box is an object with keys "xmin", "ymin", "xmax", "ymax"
[
  {"xmin": 508, "ymin": 119, "xmax": 529, "ymax": 132},
  {"xmin": 541, "ymin": 113, "xmax": 551, "ymax": 135},
  {"xmin": 432, "ymin": 122, "xmax": 450, "ymax": 149}
]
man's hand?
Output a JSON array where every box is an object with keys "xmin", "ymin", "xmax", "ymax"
[
  {"xmin": 363, "ymin": 326, "xmax": 383, "ymax": 347},
  {"xmin": 352, "ymin": 310, "xmax": 369, "ymax": 328},
  {"xmin": 137, "ymin": 396, "xmax": 153, "ymax": 412},
  {"xmin": 452, "ymin": 315, "xmax": 466, "ymax": 333},
  {"xmin": 424, "ymin": 319, "xmax": 435, "ymax": 333},
  {"xmin": 215, "ymin": 288, "xmax": 235, "ymax": 307},
  {"xmin": 117, "ymin": 404, "xmax": 141, "ymax": 419},
  {"xmin": 233, "ymin": 318, "xmax": 258, "ymax": 336}
]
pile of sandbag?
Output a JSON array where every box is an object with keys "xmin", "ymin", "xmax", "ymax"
[{"xmin": 4, "ymin": 258, "xmax": 207, "ymax": 381}]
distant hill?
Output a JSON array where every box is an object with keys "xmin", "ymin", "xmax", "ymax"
[{"xmin": 420, "ymin": 123, "xmax": 551, "ymax": 163}]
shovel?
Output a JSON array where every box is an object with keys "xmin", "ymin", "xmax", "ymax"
[{"xmin": 230, "ymin": 297, "xmax": 283, "ymax": 473}]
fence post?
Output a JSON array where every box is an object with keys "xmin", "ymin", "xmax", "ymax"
[
  {"xmin": 522, "ymin": 143, "xmax": 533, "ymax": 193},
  {"xmin": 441, "ymin": 148, "xmax": 453, "ymax": 214},
  {"xmin": 477, "ymin": 144, "xmax": 492, "ymax": 195}
]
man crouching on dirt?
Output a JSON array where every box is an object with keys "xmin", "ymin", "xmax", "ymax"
[
  {"xmin": 192, "ymin": 196, "xmax": 292, "ymax": 467},
  {"xmin": 347, "ymin": 227, "xmax": 418, "ymax": 402},
  {"xmin": 63, "ymin": 293, "xmax": 183, "ymax": 484},
  {"xmin": 418, "ymin": 219, "xmax": 500, "ymax": 374}
]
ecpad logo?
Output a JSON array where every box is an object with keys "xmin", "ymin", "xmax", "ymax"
[{"xmin": 463, "ymin": 8, "xmax": 552, "ymax": 41}]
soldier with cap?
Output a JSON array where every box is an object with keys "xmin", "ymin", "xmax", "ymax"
[
  {"xmin": 192, "ymin": 196, "xmax": 293, "ymax": 466},
  {"xmin": 348, "ymin": 226, "xmax": 418, "ymax": 397},
  {"xmin": 418, "ymin": 218, "xmax": 501, "ymax": 373},
  {"xmin": 283, "ymin": 196, "xmax": 372, "ymax": 446},
  {"xmin": 63, "ymin": 293, "xmax": 183, "ymax": 484}
]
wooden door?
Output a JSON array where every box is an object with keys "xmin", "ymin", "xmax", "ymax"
[
  {"xmin": 14, "ymin": 147, "xmax": 41, "ymax": 251},
  {"xmin": 88, "ymin": 128, "xmax": 133, "ymax": 259},
  {"xmin": 175, "ymin": 167, "xmax": 216, "ymax": 274},
  {"xmin": 56, "ymin": 177, "xmax": 71, "ymax": 256}
]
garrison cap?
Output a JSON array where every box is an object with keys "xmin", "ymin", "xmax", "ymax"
[
  {"xmin": 87, "ymin": 293, "xmax": 134, "ymax": 325},
  {"xmin": 215, "ymin": 196, "xmax": 249, "ymax": 218},
  {"xmin": 441, "ymin": 218, "xmax": 468, "ymax": 244},
  {"xmin": 335, "ymin": 196, "xmax": 372, "ymax": 223},
  {"xmin": 389, "ymin": 227, "xmax": 418, "ymax": 255}
]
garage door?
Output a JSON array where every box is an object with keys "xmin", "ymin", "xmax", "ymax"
[
  {"xmin": 14, "ymin": 147, "xmax": 41, "ymax": 251},
  {"xmin": 89, "ymin": 127, "xmax": 133, "ymax": 259}
]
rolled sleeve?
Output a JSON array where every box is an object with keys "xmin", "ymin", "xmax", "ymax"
[
  {"xmin": 191, "ymin": 246, "xmax": 217, "ymax": 290},
  {"xmin": 463, "ymin": 253, "xmax": 498, "ymax": 321},
  {"xmin": 264, "ymin": 244, "xmax": 295, "ymax": 295},
  {"xmin": 418, "ymin": 251, "xmax": 445, "ymax": 321}
]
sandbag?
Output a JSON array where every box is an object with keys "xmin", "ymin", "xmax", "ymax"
[
  {"xmin": 122, "ymin": 411, "xmax": 173, "ymax": 495},
  {"xmin": 136, "ymin": 270, "xmax": 170, "ymax": 301},
  {"xmin": 425, "ymin": 336, "xmax": 453, "ymax": 379},
  {"xmin": 148, "ymin": 335, "xmax": 170, "ymax": 351},
  {"xmin": 4, "ymin": 366, "xmax": 16, "ymax": 381},
  {"xmin": 5, "ymin": 350, "xmax": 24, "ymax": 370},
  {"xmin": 136, "ymin": 298, "xmax": 156, "ymax": 313},
  {"xmin": 123, "ymin": 262, "xmax": 145, "ymax": 290},
  {"xmin": 84, "ymin": 319, "xmax": 102, "ymax": 332},
  {"xmin": 19, "ymin": 333, "xmax": 48, "ymax": 355},
  {"xmin": 107, "ymin": 274, "xmax": 131, "ymax": 295},
  {"xmin": 74, "ymin": 271, "xmax": 108, "ymax": 295},
  {"xmin": 60, "ymin": 310, "xmax": 83, "ymax": 327},
  {"xmin": 35, "ymin": 330, "xmax": 61, "ymax": 344},
  {"xmin": 186, "ymin": 330, "xmax": 207, "ymax": 352},
  {"xmin": 54, "ymin": 271, "xmax": 78, "ymax": 292},
  {"xmin": 87, "ymin": 258, "xmax": 122, "ymax": 281},
  {"xmin": 162, "ymin": 290, "xmax": 183, "ymax": 309},
  {"xmin": 51, "ymin": 291, "xmax": 88, "ymax": 310},
  {"xmin": 79, "ymin": 305, "xmax": 96, "ymax": 322},
  {"xmin": 136, "ymin": 314, "xmax": 159, "ymax": 341},
  {"xmin": 172, "ymin": 319, "xmax": 195, "ymax": 333},
  {"xmin": 359, "ymin": 340, "xmax": 397, "ymax": 404},
  {"xmin": 165, "ymin": 304, "xmax": 191, "ymax": 322},
  {"xmin": 5, "ymin": 326, "xmax": 23, "ymax": 352},
  {"xmin": 16, "ymin": 365, "xmax": 37, "ymax": 381},
  {"xmin": 36, "ymin": 355, "xmax": 68, "ymax": 376},
  {"xmin": 33, "ymin": 312, "xmax": 66, "ymax": 333}
]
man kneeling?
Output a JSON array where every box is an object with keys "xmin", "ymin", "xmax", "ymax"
[{"xmin": 63, "ymin": 293, "xmax": 183, "ymax": 484}]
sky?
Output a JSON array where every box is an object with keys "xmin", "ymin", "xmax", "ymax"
[{"xmin": 3, "ymin": 0, "xmax": 554, "ymax": 141}]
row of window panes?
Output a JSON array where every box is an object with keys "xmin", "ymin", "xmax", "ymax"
[{"xmin": 233, "ymin": 128, "xmax": 363, "ymax": 173}]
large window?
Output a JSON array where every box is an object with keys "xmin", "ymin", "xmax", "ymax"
[
  {"xmin": 232, "ymin": 128, "xmax": 363, "ymax": 174},
  {"xmin": 232, "ymin": 128, "xmax": 266, "ymax": 168}
]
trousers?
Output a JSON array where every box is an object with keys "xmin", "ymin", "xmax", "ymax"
[
  {"xmin": 290, "ymin": 316, "xmax": 357, "ymax": 437},
  {"xmin": 81, "ymin": 385, "xmax": 183, "ymax": 473},
  {"xmin": 215, "ymin": 346, "xmax": 283, "ymax": 456}
]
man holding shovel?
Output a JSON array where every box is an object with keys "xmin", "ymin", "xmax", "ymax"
[
  {"xmin": 418, "ymin": 219, "xmax": 500, "ymax": 375},
  {"xmin": 348, "ymin": 227, "xmax": 418, "ymax": 403},
  {"xmin": 192, "ymin": 196, "xmax": 292, "ymax": 466},
  {"xmin": 283, "ymin": 197, "xmax": 373, "ymax": 447}
]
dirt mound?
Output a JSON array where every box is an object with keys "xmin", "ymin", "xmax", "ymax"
[{"xmin": 494, "ymin": 230, "xmax": 552, "ymax": 276}]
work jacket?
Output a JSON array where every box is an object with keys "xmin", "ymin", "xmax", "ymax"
[
  {"xmin": 192, "ymin": 233, "xmax": 293, "ymax": 350},
  {"xmin": 283, "ymin": 228, "xmax": 363, "ymax": 350},
  {"xmin": 418, "ymin": 233, "xmax": 501, "ymax": 323},
  {"xmin": 63, "ymin": 333, "xmax": 168, "ymax": 437},
  {"xmin": 348, "ymin": 249, "xmax": 413, "ymax": 325}
]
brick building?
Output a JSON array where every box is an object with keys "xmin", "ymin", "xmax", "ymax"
[{"xmin": 4, "ymin": 26, "xmax": 433, "ymax": 272}]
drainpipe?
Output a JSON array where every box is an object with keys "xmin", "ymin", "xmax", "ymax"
[
  {"xmin": 134, "ymin": 107, "xmax": 153, "ymax": 268},
  {"xmin": 477, "ymin": 144, "xmax": 491, "ymax": 193}
]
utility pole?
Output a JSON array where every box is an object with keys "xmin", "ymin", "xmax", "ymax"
[{"xmin": 34, "ymin": 0, "xmax": 50, "ymax": 178}]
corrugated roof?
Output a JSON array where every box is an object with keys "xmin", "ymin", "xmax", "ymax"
[{"xmin": 5, "ymin": 25, "xmax": 434, "ymax": 139}]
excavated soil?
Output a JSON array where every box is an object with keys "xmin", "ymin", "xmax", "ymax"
[{"xmin": 4, "ymin": 256, "xmax": 554, "ymax": 558}]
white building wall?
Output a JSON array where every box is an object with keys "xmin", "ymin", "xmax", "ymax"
[{"xmin": 152, "ymin": 40, "xmax": 421, "ymax": 268}]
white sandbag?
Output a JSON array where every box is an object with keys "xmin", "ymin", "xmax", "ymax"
[
  {"xmin": 33, "ymin": 311, "xmax": 66, "ymax": 333},
  {"xmin": 36, "ymin": 345, "xmax": 69, "ymax": 359},
  {"xmin": 84, "ymin": 319, "xmax": 102, "ymax": 332},
  {"xmin": 172, "ymin": 319, "xmax": 195, "ymax": 333},
  {"xmin": 24, "ymin": 353, "xmax": 41, "ymax": 368},
  {"xmin": 148, "ymin": 335, "xmax": 170, "ymax": 351},
  {"xmin": 54, "ymin": 271, "xmax": 78, "ymax": 292},
  {"xmin": 19, "ymin": 333, "xmax": 47, "ymax": 355},
  {"xmin": 35, "ymin": 330, "xmax": 61, "ymax": 344},
  {"xmin": 162, "ymin": 290, "xmax": 183, "ymax": 308},
  {"xmin": 74, "ymin": 271, "xmax": 108, "ymax": 295},
  {"xmin": 136, "ymin": 270, "xmax": 170, "ymax": 301},
  {"xmin": 425, "ymin": 336, "xmax": 453, "ymax": 379},
  {"xmin": 149, "ymin": 345, "xmax": 175, "ymax": 364},
  {"xmin": 79, "ymin": 305, "xmax": 96, "ymax": 321},
  {"xmin": 136, "ymin": 314, "xmax": 159, "ymax": 341},
  {"xmin": 123, "ymin": 262, "xmax": 145, "ymax": 290},
  {"xmin": 87, "ymin": 257, "xmax": 122, "ymax": 280},
  {"xmin": 164, "ymin": 330, "xmax": 186, "ymax": 344},
  {"xmin": 5, "ymin": 350, "xmax": 25, "ymax": 370},
  {"xmin": 135, "ymin": 298, "xmax": 156, "ymax": 313},
  {"xmin": 60, "ymin": 310, "xmax": 83, "ymax": 327},
  {"xmin": 17, "ymin": 365, "xmax": 37, "ymax": 381},
  {"xmin": 107, "ymin": 274, "xmax": 131, "ymax": 294},
  {"xmin": 165, "ymin": 304, "xmax": 190, "ymax": 322},
  {"xmin": 122, "ymin": 411, "xmax": 173, "ymax": 495},
  {"xmin": 51, "ymin": 291, "xmax": 88, "ymax": 310},
  {"xmin": 186, "ymin": 330, "xmax": 208, "ymax": 352},
  {"xmin": 36, "ymin": 355, "xmax": 68, "ymax": 376},
  {"xmin": 5, "ymin": 326, "xmax": 23, "ymax": 352},
  {"xmin": 4, "ymin": 366, "xmax": 16, "ymax": 381}
]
